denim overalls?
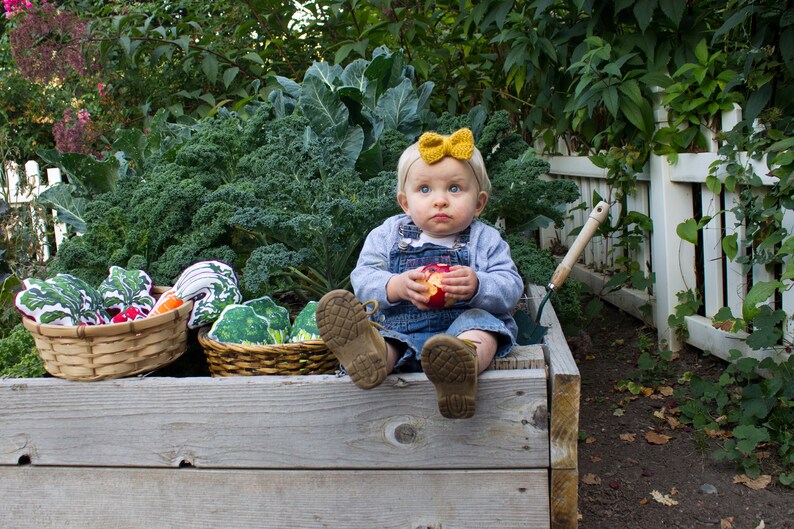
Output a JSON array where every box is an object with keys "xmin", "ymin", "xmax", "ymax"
[{"xmin": 373, "ymin": 222, "xmax": 516, "ymax": 372}]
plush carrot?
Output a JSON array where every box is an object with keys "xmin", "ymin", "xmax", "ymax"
[{"xmin": 148, "ymin": 289, "xmax": 184, "ymax": 317}]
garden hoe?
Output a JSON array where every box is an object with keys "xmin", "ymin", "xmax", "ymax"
[{"xmin": 526, "ymin": 200, "xmax": 610, "ymax": 344}]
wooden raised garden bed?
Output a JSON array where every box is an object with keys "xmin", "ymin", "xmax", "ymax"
[{"xmin": 0, "ymin": 285, "xmax": 580, "ymax": 529}]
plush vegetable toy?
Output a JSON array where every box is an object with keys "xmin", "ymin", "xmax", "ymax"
[
  {"xmin": 288, "ymin": 301, "xmax": 320, "ymax": 342},
  {"xmin": 15, "ymin": 274, "xmax": 110, "ymax": 326},
  {"xmin": 173, "ymin": 261, "xmax": 243, "ymax": 329},
  {"xmin": 98, "ymin": 266, "xmax": 156, "ymax": 317},
  {"xmin": 244, "ymin": 296, "xmax": 291, "ymax": 344},
  {"xmin": 208, "ymin": 305, "xmax": 272, "ymax": 345}
]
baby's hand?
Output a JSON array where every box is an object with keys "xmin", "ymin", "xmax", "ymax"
[
  {"xmin": 387, "ymin": 267, "xmax": 433, "ymax": 310},
  {"xmin": 440, "ymin": 265, "xmax": 479, "ymax": 303}
]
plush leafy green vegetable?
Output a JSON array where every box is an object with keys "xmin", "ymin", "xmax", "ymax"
[
  {"xmin": 289, "ymin": 301, "xmax": 320, "ymax": 342},
  {"xmin": 244, "ymin": 296, "xmax": 290, "ymax": 344},
  {"xmin": 98, "ymin": 266, "xmax": 155, "ymax": 314},
  {"xmin": 208, "ymin": 305, "xmax": 272, "ymax": 345}
]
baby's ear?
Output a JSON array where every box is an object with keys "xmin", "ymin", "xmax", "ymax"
[
  {"xmin": 397, "ymin": 192, "xmax": 411, "ymax": 214},
  {"xmin": 474, "ymin": 191, "xmax": 488, "ymax": 216}
]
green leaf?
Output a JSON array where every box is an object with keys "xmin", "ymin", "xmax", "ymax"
[
  {"xmin": 745, "ymin": 83, "xmax": 772, "ymax": 124},
  {"xmin": 781, "ymin": 27, "xmax": 794, "ymax": 76},
  {"xmin": 36, "ymin": 184, "xmax": 87, "ymax": 233},
  {"xmin": 305, "ymin": 61, "xmax": 344, "ymax": 88},
  {"xmin": 732, "ymin": 424, "xmax": 769, "ymax": 455},
  {"xmin": 677, "ymin": 218, "xmax": 698, "ymax": 244},
  {"xmin": 633, "ymin": 0, "xmax": 658, "ymax": 33},
  {"xmin": 223, "ymin": 67, "xmax": 239, "ymax": 89},
  {"xmin": 37, "ymin": 150, "xmax": 119, "ymax": 195},
  {"xmin": 742, "ymin": 280, "xmax": 783, "ymax": 321},
  {"xmin": 722, "ymin": 233, "xmax": 738, "ymax": 261},
  {"xmin": 299, "ymin": 76, "xmax": 348, "ymax": 134},
  {"xmin": 659, "ymin": 0, "xmax": 685, "ymax": 27},
  {"xmin": 242, "ymin": 52, "xmax": 264, "ymax": 65},
  {"xmin": 201, "ymin": 54, "xmax": 218, "ymax": 84},
  {"xmin": 376, "ymin": 78, "xmax": 421, "ymax": 139}
]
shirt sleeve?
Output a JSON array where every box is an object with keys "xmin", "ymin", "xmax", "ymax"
[
  {"xmin": 350, "ymin": 219, "xmax": 400, "ymax": 308},
  {"xmin": 469, "ymin": 225, "xmax": 524, "ymax": 314}
]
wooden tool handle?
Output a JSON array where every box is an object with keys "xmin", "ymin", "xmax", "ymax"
[{"xmin": 548, "ymin": 201, "xmax": 610, "ymax": 290}]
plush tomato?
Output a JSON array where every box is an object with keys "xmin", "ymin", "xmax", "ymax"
[{"xmin": 418, "ymin": 263, "xmax": 455, "ymax": 308}]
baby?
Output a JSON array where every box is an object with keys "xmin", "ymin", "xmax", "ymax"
[{"xmin": 317, "ymin": 128, "xmax": 524, "ymax": 418}]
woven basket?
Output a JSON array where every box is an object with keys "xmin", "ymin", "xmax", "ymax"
[
  {"xmin": 198, "ymin": 327, "xmax": 338, "ymax": 376},
  {"xmin": 22, "ymin": 287, "xmax": 193, "ymax": 382}
]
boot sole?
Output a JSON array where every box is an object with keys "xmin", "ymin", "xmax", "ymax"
[
  {"xmin": 317, "ymin": 290, "xmax": 387, "ymax": 390},
  {"xmin": 421, "ymin": 334, "xmax": 478, "ymax": 419}
]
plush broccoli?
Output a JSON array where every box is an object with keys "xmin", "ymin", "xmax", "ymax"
[{"xmin": 208, "ymin": 305, "xmax": 272, "ymax": 345}]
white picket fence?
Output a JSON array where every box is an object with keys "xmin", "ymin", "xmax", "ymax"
[
  {"xmin": 538, "ymin": 104, "xmax": 792, "ymax": 360},
  {"xmin": 2, "ymin": 160, "xmax": 66, "ymax": 262}
]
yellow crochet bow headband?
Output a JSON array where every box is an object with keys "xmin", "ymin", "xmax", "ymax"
[{"xmin": 417, "ymin": 128, "xmax": 475, "ymax": 164}]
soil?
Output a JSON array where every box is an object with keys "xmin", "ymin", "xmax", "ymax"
[{"xmin": 575, "ymin": 302, "xmax": 794, "ymax": 529}]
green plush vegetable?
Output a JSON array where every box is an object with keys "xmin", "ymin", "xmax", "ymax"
[
  {"xmin": 244, "ymin": 296, "xmax": 290, "ymax": 344},
  {"xmin": 207, "ymin": 305, "xmax": 272, "ymax": 345},
  {"xmin": 15, "ymin": 274, "xmax": 109, "ymax": 325},
  {"xmin": 288, "ymin": 301, "xmax": 320, "ymax": 342},
  {"xmin": 98, "ymin": 266, "xmax": 155, "ymax": 314}
]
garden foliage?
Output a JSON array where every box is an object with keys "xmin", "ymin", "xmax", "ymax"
[{"xmin": 48, "ymin": 51, "xmax": 581, "ymax": 314}]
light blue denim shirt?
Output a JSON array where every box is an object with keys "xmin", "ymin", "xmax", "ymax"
[{"xmin": 351, "ymin": 214, "xmax": 524, "ymax": 339}]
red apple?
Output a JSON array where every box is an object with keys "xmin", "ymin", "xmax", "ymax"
[{"xmin": 418, "ymin": 263, "xmax": 455, "ymax": 308}]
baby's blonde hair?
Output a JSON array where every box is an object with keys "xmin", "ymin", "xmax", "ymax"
[{"xmin": 396, "ymin": 141, "xmax": 491, "ymax": 194}]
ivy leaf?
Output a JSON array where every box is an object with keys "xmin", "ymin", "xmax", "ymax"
[
  {"xmin": 633, "ymin": 0, "xmax": 658, "ymax": 33},
  {"xmin": 742, "ymin": 280, "xmax": 783, "ymax": 322},
  {"xmin": 677, "ymin": 218, "xmax": 698, "ymax": 244}
]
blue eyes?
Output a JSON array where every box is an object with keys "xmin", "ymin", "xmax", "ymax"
[{"xmin": 419, "ymin": 185, "xmax": 461, "ymax": 194}]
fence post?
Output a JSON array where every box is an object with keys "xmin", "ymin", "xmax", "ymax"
[
  {"xmin": 649, "ymin": 91, "xmax": 696, "ymax": 351},
  {"xmin": 24, "ymin": 160, "xmax": 53, "ymax": 262}
]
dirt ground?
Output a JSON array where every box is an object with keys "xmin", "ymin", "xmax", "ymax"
[{"xmin": 575, "ymin": 302, "xmax": 794, "ymax": 529}]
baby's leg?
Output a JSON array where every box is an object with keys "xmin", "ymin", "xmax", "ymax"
[{"xmin": 456, "ymin": 329, "xmax": 498, "ymax": 374}]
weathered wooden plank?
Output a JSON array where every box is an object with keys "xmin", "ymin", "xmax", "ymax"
[
  {"xmin": 0, "ymin": 370, "xmax": 549, "ymax": 469},
  {"xmin": 492, "ymin": 344, "xmax": 545, "ymax": 370},
  {"xmin": 0, "ymin": 466, "xmax": 550, "ymax": 529},
  {"xmin": 527, "ymin": 285, "xmax": 580, "ymax": 471},
  {"xmin": 551, "ymin": 468, "xmax": 579, "ymax": 529}
]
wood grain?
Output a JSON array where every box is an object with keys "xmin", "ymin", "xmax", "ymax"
[
  {"xmin": 0, "ymin": 369, "xmax": 549, "ymax": 469},
  {"xmin": 0, "ymin": 466, "xmax": 550, "ymax": 529}
]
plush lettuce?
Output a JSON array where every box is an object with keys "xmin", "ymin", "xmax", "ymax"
[
  {"xmin": 208, "ymin": 304, "xmax": 272, "ymax": 345},
  {"xmin": 244, "ymin": 296, "xmax": 291, "ymax": 344},
  {"xmin": 288, "ymin": 301, "xmax": 320, "ymax": 342},
  {"xmin": 15, "ymin": 274, "xmax": 109, "ymax": 325},
  {"xmin": 98, "ymin": 266, "xmax": 155, "ymax": 315}
]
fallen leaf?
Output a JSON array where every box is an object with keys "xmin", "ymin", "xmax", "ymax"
[
  {"xmin": 755, "ymin": 451, "xmax": 770, "ymax": 460},
  {"xmin": 590, "ymin": 455, "xmax": 602, "ymax": 463},
  {"xmin": 613, "ymin": 408, "xmax": 625, "ymax": 416},
  {"xmin": 582, "ymin": 473, "xmax": 601, "ymax": 485},
  {"xmin": 704, "ymin": 427, "xmax": 732, "ymax": 439},
  {"xmin": 670, "ymin": 487, "xmax": 679, "ymax": 495},
  {"xmin": 641, "ymin": 387, "xmax": 655, "ymax": 397},
  {"xmin": 639, "ymin": 498, "xmax": 649, "ymax": 505},
  {"xmin": 645, "ymin": 431, "xmax": 672, "ymax": 445},
  {"xmin": 649, "ymin": 393, "xmax": 665, "ymax": 400},
  {"xmin": 619, "ymin": 433, "xmax": 637, "ymax": 442},
  {"xmin": 658, "ymin": 386, "xmax": 674, "ymax": 396},
  {"xmin": 668, "ymin": 406, "xmax": 681, "ymax": 415},
  {"xmin": 721, "ymin": 517, "xmax": 734, "ymax": 529},
  {"xmin": 666, "ymin": 416, "xmax": 683, "ymax": 429},
  {"xmin": 585, "ymin": 354, "xmax": 596, "ymax": 360},
  {"xmin": 650, "ymin": 489, "xmax": 678, "ymax": 506},
  {"xmin": 715, "ymin": 415, "xmax": 728, "ymax": 423},
  {"xmin": 733, "ymin": 474, "xmax": 772, "ymax": 490},
  {"xmin": 653, "ymin": 409, "xmax": 666, "ymax": 420},
  {"xmin": 585, "ymin": 436, "xmax": 596, "ymax": 444},
  {"xmin": 609, "ymin": 481, "xmax": 620, "ymax": 490}
]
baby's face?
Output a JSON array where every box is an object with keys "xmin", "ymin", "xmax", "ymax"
[{"xmin": 397, "ymin": 156, "xmax": 488, "ymax": 238}]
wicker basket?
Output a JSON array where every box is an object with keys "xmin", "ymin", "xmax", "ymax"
[
  {"xmin": 198, "ymin": 327, "xmax": 339, "ymax": 376},
  {"xmin": 22, "ymin": 287, "xmax": 193, "ymax": 382}
]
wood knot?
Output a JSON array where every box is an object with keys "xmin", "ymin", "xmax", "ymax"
[{"xmin": 394, "ymin": 423, "xmax": 417, "ymax": 444}]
